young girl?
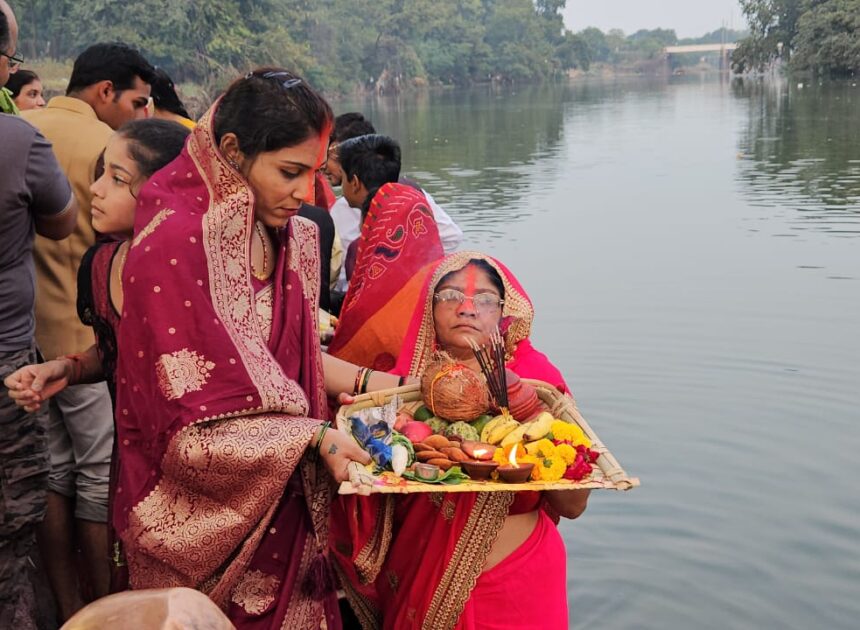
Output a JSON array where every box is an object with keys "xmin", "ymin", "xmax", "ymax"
[
  {"xmin": 5, "ymin": 69, "xmax": 46, "ymax": 110},
  {"xmin": 6, "ymin": 118, "xmax": 190, "ymax": 406},
  {"xmin": 5, "ymin": 118, "xmax": 190, "ymax": 594}
]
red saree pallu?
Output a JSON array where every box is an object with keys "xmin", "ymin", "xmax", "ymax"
[
  {"xmin": 333, "ymin": 252, "xmax": 573, "ymax": 629},
  {"xmin": 327, "ymin": 182, "xmax": 444, "ymax": 371},
  {"xmin": 113, "ymin": 104, "xmax": 339, "ymax": 628}
]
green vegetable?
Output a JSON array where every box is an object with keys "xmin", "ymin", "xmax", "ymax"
[
  {"xmin": 445, "ymin": 421, "xmax": 480, "ymax": 442},
  {"xmin": 426, "ymin": 417, "xmax": 448, "ymax": 435},
  {"xmin": 470, "ymin": 414, "xmax": 494, "ymax": 435},
  {"xmin": 413, "ymin": 405, "xmax": 434, "ymax": 422},
  {"xmin": 403, "ymin": 466, "xmax": 469, "ymax": 485}
]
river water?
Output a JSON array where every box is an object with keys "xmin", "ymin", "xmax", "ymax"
[{"xmin": 344, "ymin": 77, "xmax": 860, "ymax": 629}]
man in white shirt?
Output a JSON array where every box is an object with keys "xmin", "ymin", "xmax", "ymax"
[{"xmin": 324, "ymin": 113, "xmax": 463, "ymax": 293}]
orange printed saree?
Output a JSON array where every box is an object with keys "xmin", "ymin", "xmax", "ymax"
[
  {"xmin": 326, "ymin": 182, "xmax": 443, "ymax": 371},
  {"xmin": 113, "ymin": 104, "xmax": 339, "ymax": 628}
]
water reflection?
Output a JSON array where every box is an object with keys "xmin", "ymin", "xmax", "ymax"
[
  {"xmin": 733, "ymin": 79, "xmax": 860, "ymax": 238},
  {"xmin": 347, "ymin": 84, "xmax": 588, "ymax": 240},
  {"xmin": 337, "ymin": 78, "xmax": 860, "ymax": 629}
]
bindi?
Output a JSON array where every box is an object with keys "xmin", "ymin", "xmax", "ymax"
[{"xmin": 464, "ymin": 264, "xmax": 478, "ymax": 298}]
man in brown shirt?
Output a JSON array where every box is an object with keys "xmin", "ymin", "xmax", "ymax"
[{"xmin": 21, "ymin": 42, "xmax": 154, "ymax": 621}]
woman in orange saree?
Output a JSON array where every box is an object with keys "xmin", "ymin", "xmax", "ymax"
[
  {"xmin": 326, "ymin": 161, "xmax": 444, "ymax": 371},
  {"xmin": 111, "ymin": 69, "xmax": 386, "ymax": 629},
  {"xmin": 333, "ymin": 252, "xmax": 591, "ymax": 629}
]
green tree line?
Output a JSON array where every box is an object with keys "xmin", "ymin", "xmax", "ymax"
[
  {"xmin": 13, "ymin": 0, "xmax": 748, "ymax": 93},
  {"xmin": 13, "ymin": 0, "xmax": 592, "ymax": 92},
  {"xmin": 734, "ymin": 0, "xmax": 860, "ymax": 76}
]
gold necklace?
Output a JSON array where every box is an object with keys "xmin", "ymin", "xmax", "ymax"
[{"xmin": 251, "ymin": 222, "xmax": 271, "ymax": 281}]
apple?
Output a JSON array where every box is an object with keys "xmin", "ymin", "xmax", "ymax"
[{"xmin": 401, "ymin": 421, "xmax": 433, "ymax": 444}]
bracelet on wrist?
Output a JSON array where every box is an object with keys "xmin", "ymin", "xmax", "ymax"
[
  {"xmin": 359, "ymin": 368, "xmax": 374, "ymax": 395},
  {"xmin": 353, "ymin": 367, "xmax": 366, "ymax": 396},
  {"xmin": 315, "ymin": 421, "xmax": 331, "ymax": 454}
]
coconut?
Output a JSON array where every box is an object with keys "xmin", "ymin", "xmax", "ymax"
[{"xmin": 420, "ymin": 358, "xmax": 490, "ymax": 422}]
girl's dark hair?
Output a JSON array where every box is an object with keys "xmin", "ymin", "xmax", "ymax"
[
  {"xmin": 213, "ymin": 67, "xmax": 333, "ymax": 158},
  {"xmin": 150, "ymin": 67, "xmax": 190, "ymax": 119},
  {"xmin": 5, "ymin": 70, "xmax": 40, "ymax": 98},
  {"xmin": 436, "ymin": 259, "xmax": 505, "ymax": 300},
  {"xmin": 337, "ymin": 134, "xmax": 401, "ymax": 215},
  {"xmin": 115, "ymin": 118, "xmax": 190, "ymax": 188}
]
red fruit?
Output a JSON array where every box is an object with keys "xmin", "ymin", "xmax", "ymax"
[
  {"xmin": 401, "ymin": 421, "xmax": 433, "ymax": 444},
  {"xmin": 394, "ymin": 412, "xmax": 411, "ymax": 432}
]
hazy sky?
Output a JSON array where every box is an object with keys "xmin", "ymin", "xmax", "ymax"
[{"xmin": 563, "ymin": 1, "xmax": 746, "ymax": 38}]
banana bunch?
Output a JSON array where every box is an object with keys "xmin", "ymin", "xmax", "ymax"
[
  {"xmin": 481, "ymin": 411, "xmax": 555, "ymax": 447},
  {"xmin": 481, "ymin": 414, "xmax": 519, "ymax": 445},
  {"xmin": 500, "ymin": 412, "xmax": 554, "ymax": 447}
]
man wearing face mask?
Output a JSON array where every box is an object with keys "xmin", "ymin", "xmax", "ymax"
[{"xmin": 21, "ymin": 42, "xmax": 155, "ymax": 622}]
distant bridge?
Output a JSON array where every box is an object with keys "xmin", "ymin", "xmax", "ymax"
[
  {"xmin": 663, "ymin": 43, "xmax": 738, "ymax": 72},
  {"xmin": 664, "ymin": 43, "xmax": 738, "ymax": 55}
]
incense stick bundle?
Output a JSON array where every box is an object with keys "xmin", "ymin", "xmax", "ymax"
[{"xmin": 467, "ymin": 332, "xmax": 509, "ymax": 411}]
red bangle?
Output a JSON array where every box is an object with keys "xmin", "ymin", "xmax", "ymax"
[{"xmin": 353, "ymin": 367, "xmax": 366, "ymax": 396}]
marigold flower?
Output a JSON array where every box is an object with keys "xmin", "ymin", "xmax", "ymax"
[
  {"xmin": 525, "ymin": 438, "xmax": 556, "ymax": 459},
  {"xmin": 532, "ymin": 455, "xmax": 566, "ymax": 482},
  {"xmin": 550, "ymin": 420, "xmax": 591, "ymax": 448},
  {"xmin": 493, "ymin": 448, "xmax": 508, "ymax": 465},
  {"xmin": 555, "ymin": 443, "xmax": 577, "ymax": 465}
]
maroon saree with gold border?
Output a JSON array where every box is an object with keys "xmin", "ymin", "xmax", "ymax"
[{"xmin": 114, "ymin": 105, "xmax": 338, "ymax": 628}]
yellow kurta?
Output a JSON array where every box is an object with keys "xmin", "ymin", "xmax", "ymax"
[{"xmin": 22, "ymin": 96, "xmax": 113, "ymax": 359}]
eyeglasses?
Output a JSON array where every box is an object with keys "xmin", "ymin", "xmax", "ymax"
[
  {"xmin": 434, "ymin": 289, "xmax": 504, "ymax": 312},
  {"xmin": 1, "ymin": 50, "xmax": 24, "ymax": 71}
]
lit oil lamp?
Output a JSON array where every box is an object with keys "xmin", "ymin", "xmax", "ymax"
[
  {"xmin": 461, "ymin": 459, "xmax": 499, "ymax": 480},
  {"xmin": 461, "ymin": 440, "xmax": 496, "ymax": 461},
  {"xmin": 497, "ymin": 443, "xmax": 534, "ymax": 483}
]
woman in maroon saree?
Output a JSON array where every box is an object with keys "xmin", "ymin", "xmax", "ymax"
[
  {"xmin": 111, "ymin": 70, "xmax": 395, "ymax": 629},
  {"xmin": 333, "ymin": 252, "xmax": 591, "ymax": 629},
  {"xmin": 5, "ymin": 71, "xmax": 417, "ymax": 627}
]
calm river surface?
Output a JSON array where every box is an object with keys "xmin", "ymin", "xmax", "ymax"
[{"xmin": 344, "ymin": 77, "xmax": 860, "ymax": 629}]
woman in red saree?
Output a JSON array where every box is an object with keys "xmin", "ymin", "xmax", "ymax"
[
  {"xmin": 326, "ymin": 134, "xmax": 444, "ymax": 372},
  {"xmin": 111, "ymin": 69, "xmax": 405, "ymax": 629},
  {"xmin": 333, "ymin": 252, "xmax": 590, "ymax": 629}
]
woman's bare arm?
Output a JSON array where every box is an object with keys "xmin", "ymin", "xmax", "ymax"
[
  {"xmin": 321, "ymin": 353, "xmax": 417, "ymax": 398},
  {"xmin": 545, "ymin": 489, "xmax": 591, "ymax": 519}
]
